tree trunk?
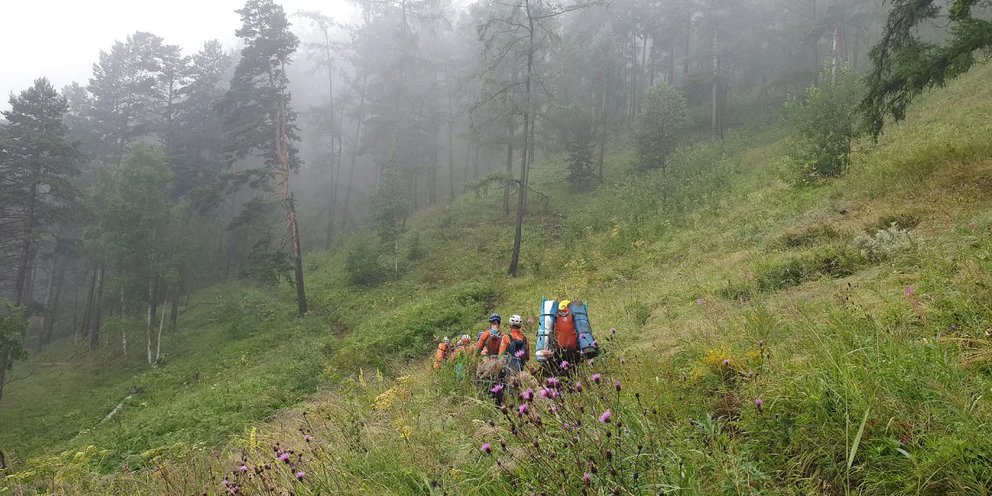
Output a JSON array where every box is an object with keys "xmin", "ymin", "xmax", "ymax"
[
  {"xmin": 711, "ymin": 28, "xmax": 723, "ymax": 140},
  {"xmin": 323, "ymin": 35, "xmax": 338, "ymax": 251},
  {"xmin": 630, "ymin": 32, "xmax": 638, "ymax": 121},
  {"xmin": 412, "ymin": 169, "xmax": 420, "ymax": 210},
  {"xmin": 502, "ymin": 121, "xmax": 515, "ymax": 218},
  {"xmin": 71, "ymin": 286, "xmax": 79, "ymax": 344},
  {"xmin": 155, "ymin": 295, "xmax": 167, "ymax": 363},
  {"xmin": 638, "ymin": 32, "xmax": 648, "ymax": 115},
  {"xmin": 851, "ymin": 25, "xmax": 861, "ymax": 72},
  {"xmin": 464, "ymin": 140, "xmax": 473, "ymax": 180},
  {"xmin": 683, "ymin": 8, "xmax": 692, "ymax": 80},
  {"xmin": 831, "ymin": 22, "xmax": 839, "ymax": 84},
  {"xmin": 430, "ymin": 127, "xmax": 439, "ymax": 207},
  {"xmin": 90, "ymin": 265, "xmax": 104, "ymax": 349},
  {"xmin": 79, "ymin": 268, "xmax": 97, "ymax": 339},
  {"xmin": 146, "ymin": 277, "xmax": 155, "ymax": 365},
  {"xmin": 14, "ymin": 182, "xmax": 38, "ymax": 306},
  {"xmin": 24, "ymin": 264, "xmax": 37, "ymax": 307},
  {"xmin": 0, "ymin": 357, "xmax": 7, "ymax": 404},
  {"xmin": 276, "ymin": 98, "xmax": 308, "ymax": 317},
  {"xmin": 598, "ymin": 82, "xmax": 608, "ymax": 180},
  {"xmin": 169, "ymin": 285, "xmax": 180, "ymax": 330},
  {"xmin": 447, "ymin": 90, "xmax": 456, "ymax": 201},
  {"xmin": 473, "ymin": 145, "xmax": 481, "ymax": 180},
  {"xmin": 40, "ymin": 257, "xmax": 65, "ymax": 351},
  {"xmin": 667, "ymin": 46, "xmax": 676, "ymax": 85},
  {"xmin": 508, "ymin": 13, "xmax": 535, "ymax": 277},
  {"xmin": 341, "ymin": 73, "xmax": 368, "ymax": 238}
]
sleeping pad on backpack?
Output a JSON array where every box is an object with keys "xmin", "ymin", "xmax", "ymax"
[
  {"xmin": 535, "ymin": 298, "xmax": 558, "ymax": 363},
  {"xmin": 569, "ymin": 300, "xmax": 600, "ymax": 358}
]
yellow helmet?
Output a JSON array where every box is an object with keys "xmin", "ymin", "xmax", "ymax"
[{"xmin": 558, "ymin": 300, "xmax": 571, "ymax": 311}]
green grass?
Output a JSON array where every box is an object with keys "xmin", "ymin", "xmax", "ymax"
[{"xmin": 4, "ymin": 63, "xmax": 992, "ymax": 494}]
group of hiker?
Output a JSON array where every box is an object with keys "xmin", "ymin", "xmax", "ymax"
[{"xmin": 432, "ymin": 299, "xmax": 588, "ymax": 378}]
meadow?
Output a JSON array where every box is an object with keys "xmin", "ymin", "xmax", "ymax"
[{"xmin": 2, "ymin": 63, "xmax": 992, "ymax": 494}]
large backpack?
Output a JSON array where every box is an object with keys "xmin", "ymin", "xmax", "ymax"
[{"xmin": 481, "ymin": 330, "xmax": 502, "ymax": 355}]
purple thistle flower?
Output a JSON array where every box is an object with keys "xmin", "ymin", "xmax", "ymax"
[
  {"xmin": 754, "ymin": 397, "xmax": 764, "ymax": 412},
  {"xmin": 560, "ymin": 360, "xmax": 570, "ymax": 370},
  {"xmin": 591, "ymin": 373, "xmax": 602, "ymax": 384},
  {"xmin": 539, "ymin": 388, "xmax": 552, "ymax": 399},
  {"xmin": 277, "ymin": 452, "xmax": 290, "ymax": 463},
  {"xmin": 518, "ymin": 403, "xmax": 529, "ymax": 416},
  {"xmin": 614, "ymin": 380, "xmax": 622, "ymax": 392},
  {"xmin": 697, "ymin": 298, "xmax": 705, "ymax": 305},
  {"xmin": 521, "ymin": 388, "xmax": 534, "ymax": 402},
  {"xmin": 515, "ymin": 349, "xmax": 526, "ymax": 358},
  {"xmin": 904, "ymin": 286, "xmax": 914, "ymax": 296},
  {"xmin": 304, "ymin": 434, "xmax": 313, "ymax": 443},
  {"xmin": 546, "ymin": 377, "xmax": 560, "ymax": 388},
  {"xmin": 480, "ymin": 442, "xmax": 492, "ymax": 454},
  {"xmin": 295, "ymin": 470, "xmax": 305, "ymax": 481},
  {"xmin": 599, "ymin": 409, "xmax": 612, "ymax": 423},
  {"xmin": 722, "ymin": 358, "xmax": 730, "ymax": 367},
  {"xmin": 491, "ymin": 383, "xmax": 504, "ymax": 394},
  {"xmin": 238, "ymin": 464, "xmax": 248, "ymax": 473},
  {"xmin": 573, "ymin": 381, "xmax": 583, "ymax": 393},
  {"xmin": 582, "ymin": 472, "xmax": 592, "ymax": 486}
]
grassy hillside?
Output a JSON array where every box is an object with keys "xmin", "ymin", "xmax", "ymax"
[{"xmin": 3, "ymin": 63, "xmax": 992, "ymax": 494}]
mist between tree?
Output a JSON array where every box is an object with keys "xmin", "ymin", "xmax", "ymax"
[{"xmin": 0, "ymin": 0, "xmax": 986, "ymax": 413}]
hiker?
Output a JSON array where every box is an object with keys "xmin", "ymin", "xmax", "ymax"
[
  {"xmin": 433, "ymin": 337, "xmax": 451, "ymax": 370},
  {"xmin": 453, "ymin": 334, "xmax": 473, "ymax": 355},
  {"xmin": 499, "ymin": 314, "xmax": 529, "ymax": 373},
  {"xmin": 444, "ymin": 335, "xmax": 473, "ymax": 379},
  {"xmin": 476, "ymin": 314, "xmax": 503, "ymax": 356},
  {"xmin": 553, "ymin": 300, "xmax": 581, "ymax": 365}
]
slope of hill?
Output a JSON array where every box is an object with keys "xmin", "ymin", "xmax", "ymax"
[{"xmin": 3, "ymin": 63, "xmax": 992, "ymax": 494}]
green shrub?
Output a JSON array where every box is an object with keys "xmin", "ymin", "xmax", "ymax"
[
  {"xmin": 784, "ymin": 69, "xmax": 862, "ymax": 184},
  {"xmin": 547, "ymin": 106, "xmax": 599, "ymax": 190},
  {"xmin": 406, "ymin": 232, "xmax": 427, "ymax": 261},
  {"xmin": 344, "ymin": 231, "xmax": 391, "ymax": 287},
  {"xmin": 634, "ymin": 84, "xmax": 688, "ymax": 172},
  {"xmin": 0, "ymin": 302, "xmax": 28, "ymax": 403}
]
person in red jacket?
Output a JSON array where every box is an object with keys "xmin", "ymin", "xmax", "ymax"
[
  {"xmin": 499, "ymin": 315, "xmax": 529, "ymax": 373},
  {"xmin": 432, "ymin": 337, "xmax": 451, "ymax": 370},
  {"xmin": 475, "ymin": 314, "xmax": 503, "ymax": 356},
  {"xmin": 554, "ymin": 300, "xmax": 580, "ymax": 366}
]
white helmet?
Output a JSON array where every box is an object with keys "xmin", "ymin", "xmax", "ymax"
[{"xmin": 509, "ymin": 314, "xmax": 523, "ymax": 326}]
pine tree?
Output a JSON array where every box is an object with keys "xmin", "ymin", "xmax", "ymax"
[
  {"xmin": 220, "ymin": 0, "xmax": 308, "ymax": 316},
  {"xmin": 0, "ymin": 78, "xmax": 81, "ymax": 306}
]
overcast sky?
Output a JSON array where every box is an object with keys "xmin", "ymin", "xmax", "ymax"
[{"xmin": 1, "ymin": 0, "xmax": 358, "ymax": 109}]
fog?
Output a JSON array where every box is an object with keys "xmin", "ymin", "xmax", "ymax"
[{"xmin": 0, "ymin": 0, "xmax": 359, "ymax": 108}]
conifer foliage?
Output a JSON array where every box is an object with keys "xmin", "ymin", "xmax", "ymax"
[
  {"xmin": 861, "ymin": 0, "xmax": 992, "ymax": 137},
  {"xmin": 220, "ymin": 0, "xmax": 308, "ymax": 316},
  {"xmin": 0, "ymin": 79, "xmax": 81, "ymax": 306}
]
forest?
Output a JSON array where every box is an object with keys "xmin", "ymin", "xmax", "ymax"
[{"xmin": 2, "ymin": 0, "xmax": 992, "ymax": 494}]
